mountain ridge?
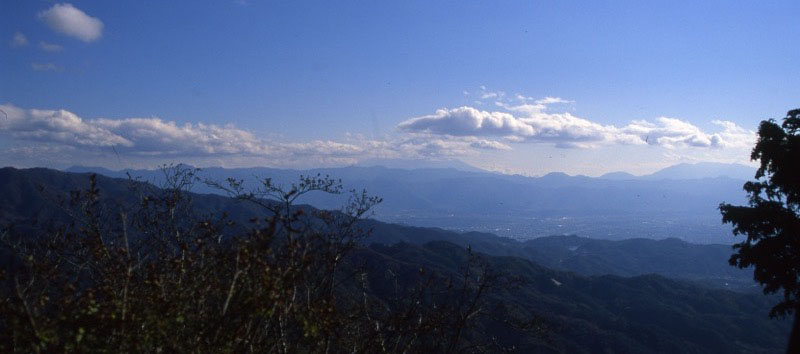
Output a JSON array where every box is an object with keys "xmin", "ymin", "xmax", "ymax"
[
  {"xmin": 64, "ymin": 162, "xmax": 751, "ymax": 243},
  {"xmin": 66, "ymin": 161, "xmax": 756, "ymax": 181},
  {"xmin": 3, "ymin": 166, "xmax": 755, "ymax": 292},
  {"xmin": 0, "ymin": 166, "xmax": 789, "ymax": 352}
]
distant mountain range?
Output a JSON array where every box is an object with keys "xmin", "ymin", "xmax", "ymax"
[
  {"xmin": 354, "ymin": 159, "xmax": 758, "ymax": 181},
  {"xmin": 354, "ymin": 158, "xmax": 487, "ymax": 172},
  {"xmin": 366, "ymin": 224, "xmax": 756, "ymax": 293},
  {"xmin": 65, "ymin": 161, "xmax": 755, "ymax": 243},
  {"xmin": 0, "ymin": 167, "xmax": 755, "ymax": 291},
  {"xmin": 0, "ymin": 166, "xmax": 788, "ymax": 352},
  {"xmin": 601, "ymin": 162, "xmax": 757, "ymax": 181}
]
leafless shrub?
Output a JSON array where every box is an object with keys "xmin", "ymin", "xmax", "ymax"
[{"xmin": 0, "ymin": 166, "xmax": 530, "ymax": 353}]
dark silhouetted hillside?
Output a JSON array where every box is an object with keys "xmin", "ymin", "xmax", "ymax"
[{"xmin": 0, "ymin": 167, "xmax": 787, "ymax": 352}]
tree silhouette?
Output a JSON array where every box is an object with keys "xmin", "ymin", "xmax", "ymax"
[
  {"xmin": 720, "ymin": 108, "xmax": 800, "ymax": 353},
  {"xmin": 0, "ymin": 166, "xmax": 522, "ymax": 352}
]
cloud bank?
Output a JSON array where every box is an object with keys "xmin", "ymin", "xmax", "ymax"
[
  {"xmin": 39, "ymin": 3, "xmax": 103, "ymax": 42},
  {"xmin": 398, "ymin": 100, "xmax": 755, "ymax": 150},
  {"xmin": 0, "ymin": 95, "xmax": 756, "ymax": 171},
  {"xmin": 0, "ymin": 104, "xmax": 491, "ymax": 168}
]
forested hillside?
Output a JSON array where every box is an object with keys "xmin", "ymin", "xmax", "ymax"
[{"xmin": 0, "ymin": 167, "xmax": 788, "ymax": 352}]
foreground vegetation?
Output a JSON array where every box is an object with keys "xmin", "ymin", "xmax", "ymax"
[
  {"xmin": 0, "ymin": 166, "xmax": 790, "ymax": 353},
  {"xmin": 1, "ymin": 166, "xmax": 533, "ymax": 352},
  {"xmin": 720, "ymin": 108, "xmax": 800, "ymax": 351}
]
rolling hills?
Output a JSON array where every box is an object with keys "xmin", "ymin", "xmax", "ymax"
[
  {"xmin": 0, "ymin": 166, "xmax": 786, "ymax": 352},
  {"xmin": 66, "ymin": 162, "xmax": 755, "ymax": 243}
]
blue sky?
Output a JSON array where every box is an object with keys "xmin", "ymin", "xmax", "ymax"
[{"xmin": 1, "ymin": 1, "xmax": 798, "ymax": 175}]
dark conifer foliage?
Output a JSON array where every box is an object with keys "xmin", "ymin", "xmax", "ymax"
[{"xmin": 720, "ymin": 108, "xmax": 800, "ymax": 352}]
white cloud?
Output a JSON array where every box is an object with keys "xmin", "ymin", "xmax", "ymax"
[
  {"xmin": 621, "ymin": 117, "xmax": 755, "ymax": 149},
  {"xmin": 391, "ymin": 135, "xmax": 511, "ymax": 156},
  {"xmin": 10, "ymin": 32, "xmax": 28, "ymax": 47},
  {"xmin": 0, "ymin": 99, "xmax": 757, "ymax": 171},
  {"xmin": 534, "ymin": 96, "xmax": 571, "ymax": 105},
  {"xmin": 709, "ymin": 120, "xmax": 757, "ymax": 149},
  {"xmin": 398, "ymin": 107, "xmax": 535, "ymax": 137},
  {"xmin": 39, "ymin": 41, "xmax": 64, "ymax": 52},
  {"xmin": 0, "ymin": 105, "xmax": 129, "ymax": 146},
  {"xmin": 398, "ymin": 104, "xmax": 628, "ymax": 147},
  {"xmin": 622, "ymin": 118, "xmax": 710, "ymax": 148},
  {"xmin": 470, "ymin": 139, "xmax": 512, "ymax": 150},
  {"xmin": 0, "ymin": 104, "xmax": 487, "ymax": 168},
  {"xmin": 31, "ymin": 63, "xmax": 60, "ymax": 71},
  {"xmin": 398, "ymin": 98, "xmax": 756, "ymax": 150},
  {"xmin": 473, "ymin": 85, "xmax": 507, "ymax": 101},
  {"xmin": 39, "ymin": 3, "xmax": 103, "ymax": 42}
]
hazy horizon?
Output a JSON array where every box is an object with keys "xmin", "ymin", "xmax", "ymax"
[{"xmin": 19, "ymin": 159, "xmax": 752, "ymax": 180}]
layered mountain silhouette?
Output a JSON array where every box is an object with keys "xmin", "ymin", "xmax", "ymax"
[
  {"xmin": 1, "ymin": 166, "xmax": 790, "ymax": 352},
  {"xmin": 66, "ymin": 162, "xmax": 755, "ymax": 243}
]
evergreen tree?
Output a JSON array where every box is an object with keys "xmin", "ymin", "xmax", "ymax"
[{"xmin": 720, "ymin": 108, "xmax": 800, "ymax": 353}]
